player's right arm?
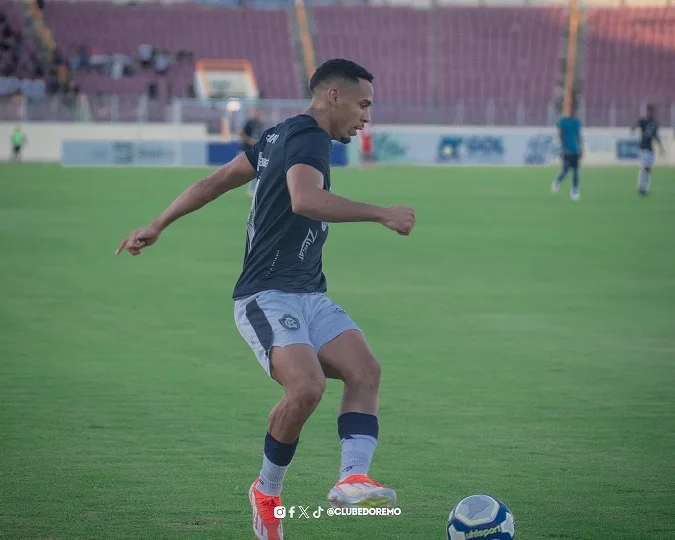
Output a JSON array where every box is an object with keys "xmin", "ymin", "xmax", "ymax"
[{"xmin": 115, "ymin": 153, "xmax": 256, "ymax": 256}]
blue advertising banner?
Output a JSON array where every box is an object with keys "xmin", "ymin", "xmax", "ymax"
[
  {"xmin": 207, "ymin": 142, "xmax": 241, "ymax": 166},
  {"xmin": 616, "ymin": 139, "xmax": 640, "ymax": 160},
  {"xmin": 348, "ymin": 130, "xmax": 561, "ymax": 166},
  {"xmin": 63, "ymin": 141, "xmax": 208, "ymax": 167},
  {"xmin": 206, "ymin": 141, "xmax": 348, "ymax": 167},
  {"xmin": 63, "ymin": 139, "xmax": 349, "ymax": 168}
]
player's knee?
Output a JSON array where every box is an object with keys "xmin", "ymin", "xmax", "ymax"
[
  {"xmin": 288, "ymin": 378, "xmax": 326, "ymax": 413},
  {"xmin": 365, "ymin": 356, "xmax": 381, "ymax": 387},
  {"xmin": 345, "ymin": 355, "xmax": 381, "ymax": 391}
]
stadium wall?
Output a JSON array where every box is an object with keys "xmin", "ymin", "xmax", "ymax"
[
  {"xmin": 0, "ymin": 123, "xmax": 207, "ymax": 162},
  {"xmin": 1, "ymin": 123, "xmax": 673, "ymax": 167}
]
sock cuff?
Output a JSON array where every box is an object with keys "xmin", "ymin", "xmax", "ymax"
[
  {"xmin": 264, "ymin": 432, "xmax": 299, "ymax": 467},
  {"xmin": 337, "ymin": 412, "xmax": 379, "ymax": 440}
]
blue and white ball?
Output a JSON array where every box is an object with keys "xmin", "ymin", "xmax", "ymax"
[{"xmin": 447, "ymin": 494, "xmax": 515, "ymax": 540}]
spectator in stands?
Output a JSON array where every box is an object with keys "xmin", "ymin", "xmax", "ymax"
[
  {"xmin": 46, "ymin": 67, "xmax": 59, "ymax": 94},
  {"xmin": 77, "ymin": 44, "xmax": 89, "ymax": 70},
  {"xmin": 31, "ymin": 52, "xmax": 43, "ymax": 77},
  {"xmin": 68, "ymin": 45, "xmax": 82, "ymax": 71},
  {"xmin": 153, "ymin": 49, "xmax": 170, "ymax": 75},
  {"xmin": 88, "ymin": 46, "xmax": 107, "ymax": 73},
  {"xmin": 138, "ymin": 43, "xmax": 153, "ymax": 68}
]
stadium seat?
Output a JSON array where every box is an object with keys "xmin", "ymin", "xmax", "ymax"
[
  {"xmin": 42, "ymin": 2, "xmax": 302, "ymax": 100},
  {"xmin": 584, "ymin": 7, "xmax": 675, "ymax": 126}
]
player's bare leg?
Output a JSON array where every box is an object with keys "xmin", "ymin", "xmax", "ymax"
[
  {"xmin": 250, "ymin": 344, "xmax": 326, "ymax": 540},
  {"xmin": 318, "ymin": 330, "xmax": 397, "ymax": 508},
  {"xmin": 553, "ymin": 158, "xmax": 569, "ymax": 193},
  {"xmin": 268, "ymin": 344, "xmax": 326, "ymax": 442},
  {"xmin": 319, "ymin": 330, "xmax": 379, "ymax": 415},
  {"xmin": 638, "ymin": 166, "xmax": 651, "ymax": 195}
]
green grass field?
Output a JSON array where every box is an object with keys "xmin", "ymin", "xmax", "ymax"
[{"xmin": 1, "ymin": 163, "xmax": 674, "ymax": 540}]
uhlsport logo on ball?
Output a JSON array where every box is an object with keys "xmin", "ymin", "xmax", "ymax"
[{"xmin": 447, "ymin": 494, "xmax": 515, "ymax": 540}]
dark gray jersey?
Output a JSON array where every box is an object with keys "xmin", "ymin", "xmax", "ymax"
[
  {"xmin": 638, "ymin": 118, "xmax": 659, "ymax": 151},
  {"xmin": 232, "ymin": 114, "xmax": 333, "ymax": 300}
]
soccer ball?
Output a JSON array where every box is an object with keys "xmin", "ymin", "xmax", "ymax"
[{"xmin": 447, "ymin": 494, "xmax": 515, "ymax": 539}]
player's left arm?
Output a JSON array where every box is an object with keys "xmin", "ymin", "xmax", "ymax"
[{"xmin": 115, "ymin": 153, "xmax": 256, "ymax": 256}]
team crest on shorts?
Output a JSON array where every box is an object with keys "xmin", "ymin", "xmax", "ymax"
[{"xmin": 279, "ymin": 314, "xmax": 300, "ymax": 330}]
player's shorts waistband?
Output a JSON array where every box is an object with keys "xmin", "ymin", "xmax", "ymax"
[{"xmin": 233, "ymin": 288, "xmax": 326, "ymax": 302}]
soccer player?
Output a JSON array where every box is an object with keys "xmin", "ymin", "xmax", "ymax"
[
  {"xmin": 631, "ymin": 104, "xmax": 665, "ymax": 196},
  {"xmin": 10, "ymin": 125, "xmax": 26, "ymax": 162},
  {"xmin": 551, "ymin": 107, "xmax": 583, "ymax": 200},
  {"xmin": 115, "ymin": 59, "xmax": 415, "ymax": 540}
]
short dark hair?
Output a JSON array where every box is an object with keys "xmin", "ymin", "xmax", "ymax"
[{"xmin": 309, "ymin": 59, "xmax": 373, "ymax": 93}]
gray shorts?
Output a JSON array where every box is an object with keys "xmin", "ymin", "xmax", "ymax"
[
  {"xmin": 640, "ymin": 150, "xmax": 655, "ymax": 168},
  {"xmin": 234, "ymin": 290, "xmax": 361, "ymax": 376}
]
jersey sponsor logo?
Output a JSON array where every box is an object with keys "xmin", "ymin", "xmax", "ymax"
[
  {"xmin": 279, "ymin": 314, "xmax": 300, "ymax": 330},
  {"xmin": 298, "ymin": 228, "xmax": 317, "ymax": 261},
  {"xmin": 258, "ymin": 155, "xmax": 269, "ymax": 169},
  {"xmin": 266, "ymin": 133, "xmax": 279, "ymax": 144}
]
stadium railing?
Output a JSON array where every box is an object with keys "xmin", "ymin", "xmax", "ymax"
[{"xmin": 3, "ymin": 95, "xmax": 673, "ymax": 128}]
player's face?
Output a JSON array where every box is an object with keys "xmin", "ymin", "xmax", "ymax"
[
  {"xmin": 332, "ymin": 79, "xmax": 373, "ymax": 144},
  {"xmin": 646, "ymin": 107, "xmax": 655, "ymax": 119}
]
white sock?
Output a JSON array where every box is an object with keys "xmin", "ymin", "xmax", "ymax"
[
  {"xmin": 339, "ymin": 434, "xmax": 377, "ymax": 480},
  {"xmin": 257, "ymin": 455, "xmax": 290, "ymax": 496},
  {"xmin": 639, "ymin": 169, "xmax": 650, "ymax": 192}
]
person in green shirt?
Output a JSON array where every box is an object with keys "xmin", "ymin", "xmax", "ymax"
[{"xmin": 11, "ymin": 126, "xmax": 26, "ymax": 162}]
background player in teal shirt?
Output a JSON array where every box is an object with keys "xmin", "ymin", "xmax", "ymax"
[{"xmin": 552, "ymin": 108, "xmax": 583, "ymax": 200}]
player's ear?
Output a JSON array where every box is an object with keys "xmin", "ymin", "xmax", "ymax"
[{"xmin": 327, "ymin": 87, "xmax": 339, "ymax": 106}]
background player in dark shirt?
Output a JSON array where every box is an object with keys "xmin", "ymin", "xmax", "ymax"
[
  {"xmin": 239, "ymin": 108, "xmax": 264, "ymax": 196},
  {"xmin": 631, "ymin": 104, "xmax": 665, "ymax": 196},
  {"xmin": 115, "ymin": 59, "xmax": 415, "ymax": 540}
]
